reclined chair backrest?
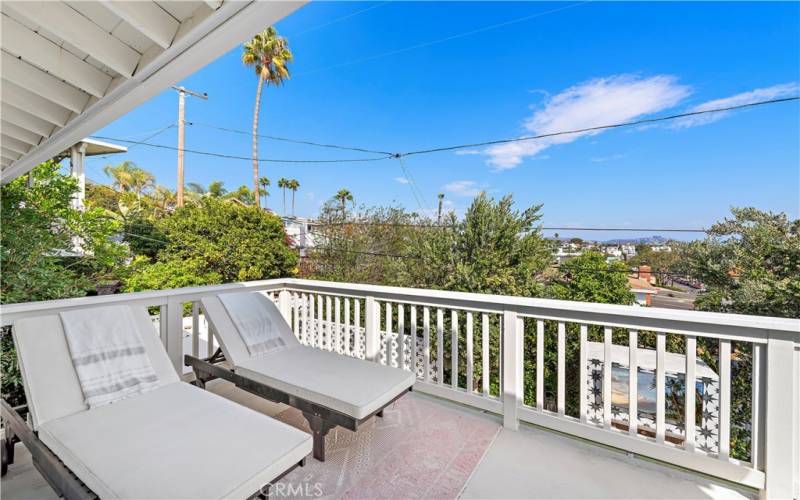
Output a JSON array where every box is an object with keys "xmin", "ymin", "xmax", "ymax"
[
  {"xmin": 200, "ymin": 291, "xmax": 300, "ymax": 367},
  {"xmin": 12, "ymin": 305, "xmax": 179, "ymax": 430}
]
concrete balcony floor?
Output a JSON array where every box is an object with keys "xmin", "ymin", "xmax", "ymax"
[{"xmin": 2, "ymin": 380, "xmax": 753, "ymax": 500}]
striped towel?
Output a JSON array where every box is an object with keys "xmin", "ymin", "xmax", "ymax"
[
  {"xmin": 219, "ymin": 292, "xmax": 286, "ymax": 356},
  {"xmin": 60, "ymin": 306, "xmax": 159, "ymax": 409}
]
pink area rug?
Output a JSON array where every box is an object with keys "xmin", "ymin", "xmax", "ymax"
[{"xmin": 272, "ymin": 393, "xmax": 500, "ymax": 499}]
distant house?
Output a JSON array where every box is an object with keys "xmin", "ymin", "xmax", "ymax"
[
  {"xmin": 628, "ymin": 266, "xmax": 658, "ymax": 306},
  {"xmin": 650, "ymin": 245, "xmax": 672, "ymax": 253},
  {"xmin": 282, "ymin": 216, "xmax": 320, "ymax": 257}
]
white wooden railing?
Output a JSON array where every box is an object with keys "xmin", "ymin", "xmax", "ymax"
[{"xmin": 2, "ymin": 278, "xmax": 798, "ymax": 498}]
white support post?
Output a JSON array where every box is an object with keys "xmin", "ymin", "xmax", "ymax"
[
  {"xmin": 761, "ymin": 331, "xmax": 798, "ymax": 499},
  {"xmin": 364, "ymin": 296, "xmax": 379, "ymax": 362},
  {"xmin": 502, "ymin": 308, "xmax": 521, "ymax": 430},
  {"xmin": 164, "ymin": 297, "xmax": 184, "ymax": 373},
  {"xmin": 69, "ymin": 142, "xmax": 87, "ymax": 212}
]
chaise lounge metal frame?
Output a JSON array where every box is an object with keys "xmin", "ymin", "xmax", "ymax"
[{"xmin": 185, "ymin": 348, "xmax": 411, "ymax": 462}]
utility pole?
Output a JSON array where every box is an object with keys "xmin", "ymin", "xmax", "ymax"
[{"xmin": 173, "ymin": 86, "xmax": 208, "ymax": 207}]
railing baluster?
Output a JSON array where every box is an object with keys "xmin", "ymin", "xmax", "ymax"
[
  {"xmin": 685, "ymin": 335, "xmax": 696, "ymax": 451},
  {"xmin": 451, "ymin": 310, "xmax": 459, "ymax": 389},
  {"xmin": 603, "ymin": 326, "xmax": 613, "ymax": 428},
  {"xmin": 628, "ymin": 329, "xmax": 638, "ymax": 437},
  {"xmin": 344, "ymin": 297, "xmax": 351, "ymax": 356},
  {"xmin": 325, "ymin": 296, "xmax": 333, "ymax": 351},
  {"xmin": 423, "ymin": 307, "xmax": 431, "ymax": 382},
  {"xmin": 436, "ymin": 308, "xmax": 444, "ymax": 384},
  {"xmin": 398, "ymin": 304, "xmax": 405, "ymax": 370},
  {"xmin": 300, "ymin": 293, "xmax": 308, "ymax": 345},
  {"xmin": 579, "ymin": 324, "xmax": 588, "ymax": 423},
  {"xmin": 410, "ymin": 306, "xmax": 417, "ymax": 375},
  {"xmin": 385, "ymin": 302, "xmax": 393, "ymax": 367},
  {"xmin": 191, "ymin": 302, "xmax": 200, "ymax": 358},
  {"xmin": 292, "ymin": 292, "xmax": 299, "ymax": 339},
  {"xmin": 466, "ymin": 312, "xmax": 474, "ymax": 393},
  {"xmin": 718, "ymin": 338, "xmax": 731, "ymax": 461},
  {"xmin": 557, "ymin": 321, "xmax": 566, "ymax": 416},
  {"xmin": 316, "ymin": 294, "xmax": 323, "ymax": 350},
  {"xmin": 536, "ymin": 319, "xmax": 544, "ymax": 411},
  {"xmin": 481, "ymin": 313, "xmax": 489, "ymax": 396},
  {"xmin": 751, "ymin": 343, "xmax": 765, "ymax": 469},
  {"xmin": 334, "ymin": 297, "xmax": 341, "ymax": 353},
  {"xmin": 364, "ymin": 296, "xmax": 378, "ymax": 361},
  {"xmin": 656, "ymin": 331, "xmax": 666, "ymax": 443},
  {"xmin": 354, "ymin": 299, "xmax": 361, "ymax": 358}
]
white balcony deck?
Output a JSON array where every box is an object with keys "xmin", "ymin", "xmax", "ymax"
[
  {"xmin": 2, "ymin": 379, "xmax": 752, "ymax": 500},
  {"xmin": 1, "ymin": 278, "xmax": 797, "ymax": 498}
]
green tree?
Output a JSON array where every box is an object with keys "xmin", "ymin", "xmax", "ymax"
[
  {"xmin": 688, "ymin": 207, "xmax": 799, "ymax": 318},
  {"xmin": 289, "ymin": 179, "xmax": 300, "ymax": 216},
  {"xmin": 124, "ymin": 257, "xmax": 222, "ymax": 294},
  {"xmin": 334, "ymin": 188, "xmax": 353, "ymax": 216},
  {"xmin": 278, "ymin": 177, "xmax": 289, "ymax": 214},
  {"xmin": 549, "ymin": 251, "xmax": 635, "ymax": 304},
  {"xmin": 1, "ymin": 161, "xmax": 128, "ymax": 304},
  {"xmin": 149, "ymin": 197, "xmax": 298, "ymax": 282},
  {"xmin": 103, "ymin": 161, "xmax": 154, "ymax": 206},
  {"xmin": 258, "ymin": 177, "xmax": 270, "ymax": 208},
  {"xmin": 242, "ymin": 27, "xmax": 293, "ymax": 207}
]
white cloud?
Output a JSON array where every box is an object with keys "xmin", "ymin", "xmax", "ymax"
[
  {"xmin": 394, "ymin": 176, "xmax": 410, "ymax": 184},
  {"xmin": 454, "ymin": 149, "xmax": 482, "ymax": 156},
  {"xmin": 443, "ymin": 180, "xmax": 482, "ymax": 197},
  {"xmin": 672, "ymin": 82, "xmax": 799, "ymax": 128},
  {"xmin": 591, "ymin": 153, "xmax": 626, "ymax": 163},
  {"xmin": 486, "ymin": 74, "xmax": 690, "ymax": 170}
]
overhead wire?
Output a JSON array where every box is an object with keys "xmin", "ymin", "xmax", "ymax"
[
  {"xmin": 296, "ymin": 1, "xmax": 591, "ymax": 77},
  {"xmin": 87, "ymin": 97, "xmax": 798, "ymax": 167}
]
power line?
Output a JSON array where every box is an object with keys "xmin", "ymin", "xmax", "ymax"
[
  {"xmin": 187, "ymin": 121, "xmax": 393, "ymax": 156},
  {"xmin": 395, "ymin": 96, "xmax": 800, "ymax": 158},
  {"xmin": 87, "ymin": 135, "xmax": 394, "ymax": 164},
  {"xmin": 306, "ymin": 221, "xmax": 708, "ymax": 232},
  {"xmin": 288, "ymin": 1, "xmax": 392, "ymax": 38},
  {"xmin": 296, "ymin": 1, "xmax": 591, "ymax": 77},
  {"xmin": 90, "ymin": 96, "xmax": 797, "ymax": 168}
]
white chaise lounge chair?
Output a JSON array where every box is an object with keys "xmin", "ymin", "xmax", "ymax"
[
  {"xmin": 1, "ymin": 305, "xmax": 312, "ymax": 499},
  {"xmin": 187, "ymin": 291, "xmax": 416, "ymax": 461}
]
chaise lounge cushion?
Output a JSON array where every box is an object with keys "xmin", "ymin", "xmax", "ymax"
[
  {"xmin": 39, "ymin": 382, "xmax": 312, "ymax": 499},
  {"xmin": 236, "ymin": 345, "xmax": 416, "ymax": 420}
]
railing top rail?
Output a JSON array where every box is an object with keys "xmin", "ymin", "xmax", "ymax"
[
  {"xmin": 0, "ymin": 279, "xmax": 285, "ymax": 323},
  {"xmin": 280, "ymin": 279, "xmax": 800, "ymax": 336},
  {"xmin": 1, "ymin": 277, "xmax": 798, "ymax": 338}
]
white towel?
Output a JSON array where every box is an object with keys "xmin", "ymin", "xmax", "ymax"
[
  {"xmin": 219, "ymin": 292, "xmax": 286, "ymax": 356},
  {"xmin": 60, "ymin": 305, "xmax": 159, "ymax": 409}
]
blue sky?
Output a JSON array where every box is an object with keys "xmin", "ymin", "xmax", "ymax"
[{"xmin": 85, "ymin": 1, "xmax": 800, "ymax": 241}]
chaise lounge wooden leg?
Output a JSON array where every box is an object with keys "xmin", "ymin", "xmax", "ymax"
[{"xmin": 303, "ymin": 412, "xmax": 334, "ymax": 462}]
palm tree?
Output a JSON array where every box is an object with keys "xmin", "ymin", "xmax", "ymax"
[
  {"xmin": 242, "ymin": 27, "xmax": 293, "ymax": 208},
  {"xmin": 208, "ymin": 180, "xmax": 227, "ymax": 198},
  {"xmin": 259, "ymin": 177, "xmax": 270, "ymax": 208},
  {"xmin": 151, "ymin": 185, "xmax": 176, "ymax": 215},
  {"xmin": 103, "ymin": 161, "xmax": 154, "ymax": 207},
  {"xmin": 437, "ymin": 193, "xmax": 445, "ymax": 223},
  {"xmin": 103, "ymin": 161, "xmax": 138, "ymax": 192},
  {"xmin": 278, "ymin": 177, "xmax": 289, "ymax": 214},
  {"xmin": 288, "ymin": 179, "xmax": 300, "ymax": 216},
  {"xmin": 335, "ymin": 188, "xmax": 353, "ymax": 216}
]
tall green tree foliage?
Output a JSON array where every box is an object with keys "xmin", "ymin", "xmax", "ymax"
[
  {"xmin": 688, "ymin": 207, "xmax": 799, "ymax": 318},
  {"xmin": 127, "ymin": 197, "xmax": 298, "ymax": 288},
  {"xmin": 1, "ymin": 161, "xmax": 127, "ymax": 303}
]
